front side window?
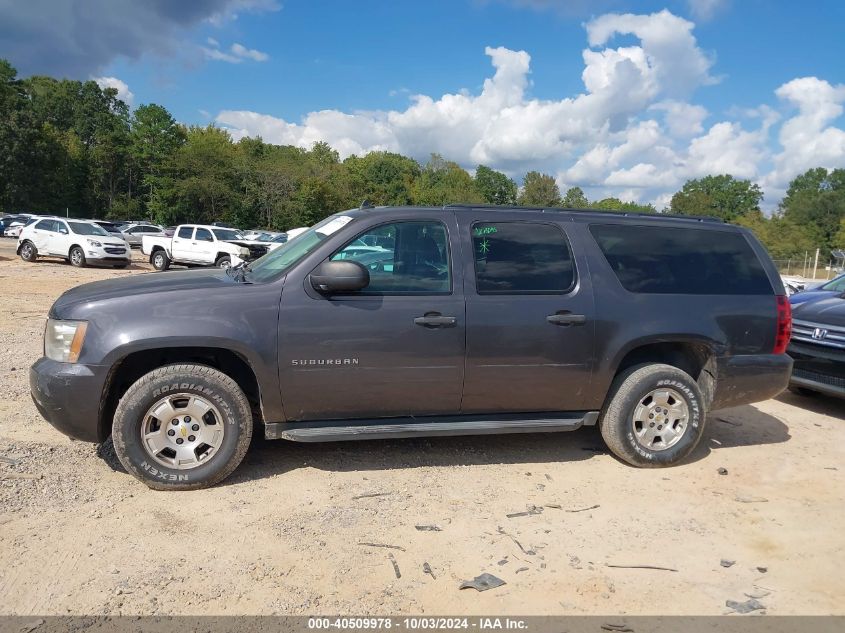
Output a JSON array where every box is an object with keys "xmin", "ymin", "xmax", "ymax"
[
  {"xmin": 177, "ymin": 227, "xmax": 193, "ymax": 239},
  {"xmin": 330, "ymin": 221, "xmax": 450, "ymax": 294},
  {"xmin": 195, "ymin": 228, "xmax": 214, "ymax": 242},
  {"xmin": 56, "ymin": 221, "xmax": 69, "ymax": 234},
  {"xmin": 471, "ymin": 222, "xmax": 575, "ymax": 294}
]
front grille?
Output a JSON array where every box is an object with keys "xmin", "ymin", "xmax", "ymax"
[
  {"xmin": 105, "ymin": 247, "xmax": 126, "ymax": 255},
  {"xmin": 248, "ymin": 246, "xmax": 268, "ymax": 259},
  {"xmin": 791, "ymin": 319, "xmax": 845, "ymax": 350},
  {"xmin": 793, "ymin": 368, "xmax": 845, "ymax": 389}
]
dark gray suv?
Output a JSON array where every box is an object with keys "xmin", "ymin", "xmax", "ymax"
[{"xmin": 30, "ymin": 205, "xmax": 793, "ymax": 489}]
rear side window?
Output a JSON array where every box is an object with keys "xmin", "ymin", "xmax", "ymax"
[
  {"xmin": 34, "ymin": 220, "xmax": 56, "ymax": 232},
  {"xmin": 471, "ymin": 222, "xmax": 575, "ymax": 294},
  {"xmin": 177, "ymin": 227, "xmax": 193, "ymax": 239},
  {"xmin": 589, "ymin": 224, "xmax": 772, "ymax": 295}
]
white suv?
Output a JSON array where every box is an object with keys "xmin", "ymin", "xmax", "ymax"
[{"xmin": 17, "ymin": 218, "xmax": 131, "ymax": 268}]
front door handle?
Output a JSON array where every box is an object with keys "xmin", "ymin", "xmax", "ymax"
[
  {"xmin": 547, "ymin": 312, "xmax": 586, "ymax": 326},
  {"xmin": 414, "ymin": 313, "xmax": 457, "ymax": 328}
]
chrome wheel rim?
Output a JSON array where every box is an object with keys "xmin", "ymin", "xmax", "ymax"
[
  {"xmin": 21, "ymin": 244, "xmax": 32, "ymax": 258},
  {"xmin": 140, "ymin": 393, "xmax": 225, "ymax": 470},
  {"xmin": 71, "ymin": 250, "xmax": 82, "ymax": 265},
  {"xmin": 218, "ymin": 259, "xmax": 230, "ymax": 269},
  {"xmin": 154, "ymin": 253, "xmax": 164, "ymax": 268},
  {"xmin": 631, "ymin": 388, "xmax": 689, "ymax": 451}
]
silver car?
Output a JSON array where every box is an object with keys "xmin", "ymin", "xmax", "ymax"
[{"xmin": 119, "ymin": 223, "xmax": 164, "ymax": 248}]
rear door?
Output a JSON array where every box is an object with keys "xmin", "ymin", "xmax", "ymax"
[
  {"xmin": 29, "ymin": 219, "xmax": 55, "ymax": 253},
  {"xmin": 172, "ymin": 226, "xmax": 195, "ymax": 261},
  {"xmin": 459, "ymin": 214, "xmax": 596, "ymax": 413},
  {"xmin": 278, "ymin": 213, "xmax": 465, "ymax": 421}
]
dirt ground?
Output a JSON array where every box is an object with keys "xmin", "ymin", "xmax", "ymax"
[{"xmin": 0, "ymin": 238, "xmax": 843, "ymax": 617}]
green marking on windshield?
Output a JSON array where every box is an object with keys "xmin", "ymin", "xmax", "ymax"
[
  {"xmin": 478, "ymin": 239, "xmax": 490, "ymax": 255},
  {"xmin": 473, "ymin": 226, "xmax": 497, "ymax": 237}
]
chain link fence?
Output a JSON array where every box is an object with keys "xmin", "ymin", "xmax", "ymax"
[{"xmin": 772, "ymin": 250, "xmax": 841, "ymax": 281}]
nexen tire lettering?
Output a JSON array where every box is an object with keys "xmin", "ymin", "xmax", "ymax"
[{"xmin": 141, "ymin": 460, "xmax": 189, "ymax": 481}]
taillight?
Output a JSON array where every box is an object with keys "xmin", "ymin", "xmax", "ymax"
[{"xmin": 774, "ymin": 295, "xmax": 792, "ymax": 354}]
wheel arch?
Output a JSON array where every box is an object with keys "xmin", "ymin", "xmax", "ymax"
[
  {"xmin": 609, "ymin": 337, "xmax": 718, "ymax": 410},
  {"xmin": 99, "ymin": 346, "xmax": 264, "ymax": 442}
]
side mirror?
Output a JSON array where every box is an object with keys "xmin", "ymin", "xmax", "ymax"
[{"xmin": 310, "ymin": 260, "xmax": 370, "ymax": 294}]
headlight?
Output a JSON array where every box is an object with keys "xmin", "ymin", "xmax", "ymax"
[
  {"xmin": 86, "ymin": 239, "xmax": 102, "ymax": 247},
  {"xmin": 239, "ymin": 248, "xmax": 250, "ymax": 256},
  {"xmin": 45, "ymin": 319, "xmax": 88, "ymax": 363}
]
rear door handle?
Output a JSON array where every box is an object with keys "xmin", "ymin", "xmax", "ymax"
[
  {"xmin": 547, "ymin": 313, "xmax": 586, "ymax": 326},
  {"xmin": 414, "ymin": 314, "xmax": 457, "ymax": 328}
]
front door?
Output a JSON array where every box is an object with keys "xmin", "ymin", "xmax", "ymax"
[
  {"xmin": 278, "ymin": 216, "xmax": 465, "ymax": 421},
  {"xmin": 193, "ymin": 227, "xmax": 217, "ymax": 264},
  {"xmin": 48, "ymin": 220, "xmax": 70, "ymax": 256},
  {"xmin": 172, "ymin": 226, "xmax": 195, "ymax": 261},
  {"xmin": 459, "ymin": 217, "xmax": 596, "ymax": 413}
]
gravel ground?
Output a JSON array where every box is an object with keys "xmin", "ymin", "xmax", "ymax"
[{"xmin": 0, "ymin": 238, "xmax": 843, "ymax": 616}]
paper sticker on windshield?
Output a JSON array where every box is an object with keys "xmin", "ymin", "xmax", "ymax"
[{"xmin": 317, "ymin": 216, "xmax": 353, "ymax": 236}]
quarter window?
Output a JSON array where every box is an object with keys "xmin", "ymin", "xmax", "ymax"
[
  {"xmin": 589, "ymin": 224, "xmax": 772, "ymax": 295},
  {"xmin": 330, "ymin": 221, "xmax": 450, "ymax": 294},
  {"xmin": 471, "ymin": 222, "xmax": 575, "ymax": 294}
]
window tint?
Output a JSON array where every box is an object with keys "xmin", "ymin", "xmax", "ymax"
[
  {"xmin": 34, "ymin": 220, "xmax": 56, "ymax": 232},
  {"xmin": 589, "ymin": 224, "xmax": 773, "ymax": 295},
  {"xmin": 177, "ymin": 226, "xmax": 193, "ymax": 239},
  {"xmin": 56, "ymin": 221, "xmax": 69, "ymax": 234},
  {"xmin": 472, "ymin": 222, "xmax": 575, "ymax": 294},
  {"xmin": 330, "ymin": 221, "xmax": 450, "ymax": 294},
  {"xmin": 195, "ymin": 228, "xmax": 213, "ymax": 242},
  {"xmin": 821, "ymin": 275, "xmax": 845, "ymax": 292}
]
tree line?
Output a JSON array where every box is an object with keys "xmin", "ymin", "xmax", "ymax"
[{"xmin": 1, "ymin": 59, "xmax": 843, "ymax": 259}]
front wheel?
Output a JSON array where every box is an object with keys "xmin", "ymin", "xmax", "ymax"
[
  {"xmin": 215, "ymin": 255, "xmax": 232, "ymax": 269},
  {"xmin": 19, "ymin": 241, "xmax": 37, "ymax": 262},
  {"xmin": 151, "ymin": 250, "xmax": 170, "ymax": 271},
  {"xmin": 599, "ymin": 363, "xmax": 705, "ymax": 467},
  {"xmin": 112, "ymin": 364, "xmax": 253, "ymax": 490},
  {"xmin": 69, "ymin": 246, "xmax": 86, "ymax": 267}
]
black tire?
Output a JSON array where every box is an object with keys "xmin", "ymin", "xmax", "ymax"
[
  {"xmin": 599, "ymin": 363, "xmax": 705, "ymax": 467},
  {"xmin": 151, "ymin": 250, "xmax": 170, "ymax": 271},
  {"xmin": 215, "ymin": 255, "xmax": 232, "ymax": 269},
  {"xmin": 69, "ymin": 246, "xmax": 86, "ymax": 268},
  {"xmin": 19, "ymin": 240, "xmax": 37, "ymax": 262},
  {"xmin": 788, "ymin": 385, "xmax": 817, "ymax": 397},
  {"xmin": 112, "ymin": 363, "xmax": 253, "ymax": 490}
]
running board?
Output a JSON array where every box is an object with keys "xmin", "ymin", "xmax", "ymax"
[{"xmin": 265, "ymin": 411, "xmax": 599, "ymax": 442}]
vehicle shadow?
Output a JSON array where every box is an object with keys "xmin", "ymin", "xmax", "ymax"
[
  {"xmin": 228, "ymin": 426, "xmax": 605, "ymax": 485},
  {"xmin": 687, "ymin": 404, "xmax": 791, "ymax": 463},
  {"xmin": 776, "ymin": 390, "xmax": 845, "ymax": 417},
  {"xmin": 95, "ymin": 406, "xmax": 794, "ymax": 483}
]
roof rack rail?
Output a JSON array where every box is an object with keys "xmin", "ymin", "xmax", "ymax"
[{"xmin": 442, "ymin": 203, "xmax": 724, "ymax": 223}]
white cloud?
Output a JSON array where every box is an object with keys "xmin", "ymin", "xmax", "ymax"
[
  {"xmin": 215, "ymin": 9, "xmax": 845, "ymax": 211},
  {"xmin": 93, "ymin": 76, "xmax": 134, "ymax": 106},
  {"xmin": 202, "ymin": 40, "xmax": 269, "ymax": 63},
  {"xmin": 687, "ymin": 0, "xmax": 728, "ymax": 21}
]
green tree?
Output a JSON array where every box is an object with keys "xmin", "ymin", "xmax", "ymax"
[
  {"xmin": 736, "ymin": 209, "xmax": 815, "ymax": 259},
  {"xmin": 591, "ymin": 197, "xmax": 656, "ymax": 213},
  {"xmin": 561, "ymin": 186, "xmax": 589, "ymax": 208},
  {"xmin": 344, "ymin": 151, "xmax": 420, "ymax": 206},
  {"xmin": 670, "ymin": 174, "xmax": 763, "ymax": 221},
  {"xmin": 474, "ymin": 165, "xmax": 517, "ymax": 205},
  {"xmin": 413, "ymin": 154, "xmax": 483, "ymax": 205},
  {"xmin": 518, "ymin": 171, "xmax": 560, "ymax": 207},
  {"xmin": 780, "ymin": 167, "xmax": 845, "ymax": 255},
  {"xmin": 130, "ymin": 104, "xmax": 185, "ymax": 215}
]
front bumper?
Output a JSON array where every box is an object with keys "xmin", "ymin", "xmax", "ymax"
[
  {"xmin": 787, "ymin": 341, "xmax": 845, "ymax": 399},
  {"xmin": 30, "ymin": 357, "xmax": 109, "ymax": 442},
  {"xmin": 710, "ymin": 353, "xmax": 793, "ymax": 410}
]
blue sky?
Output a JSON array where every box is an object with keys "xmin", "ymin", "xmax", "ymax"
[{"xmin": 3, "ymin": 0, "xmax": 845, "ymax": 209}]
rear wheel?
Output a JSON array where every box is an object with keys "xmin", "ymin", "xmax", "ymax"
[
  {"xmin": 19, "ymin": 241, "xmax": 37, "ymax": 262},
  {"xmin": 215, "ymin": 255, "xmax": 232, "ymax": 269},
  {"xmin": 788, "ymin": 385, "xmax": 817, "ymax": 397},
  {"xmin": 111, "ymin": 364, "xmax": 253, "ymax": 490},
  {"xmin": 69, "ymin": 246, "xmax": 86, "ymax": 267},
  {"xmin": 600, "ymin": 363, "xmax": 705, "ymax": 467},
  {"xmin": 151, "ymin": 250, "xmax": 170, "ymax": 271}
]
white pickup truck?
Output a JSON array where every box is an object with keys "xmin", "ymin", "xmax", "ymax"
[{"xmin": 142, "ymin": 224, "xmax": 270, "ymax": 271}]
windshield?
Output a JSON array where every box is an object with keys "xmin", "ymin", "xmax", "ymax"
[
  {"xmin": 248, "ymin": 215, "xmax": 354, "ymax": 282},
  {"xmin": 68, "ymin": 221, "xmax": 109, "ymax": 236},
  {"xmin": 211, "ymin": 228, "xmax": 243, "ymax": 241}
]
